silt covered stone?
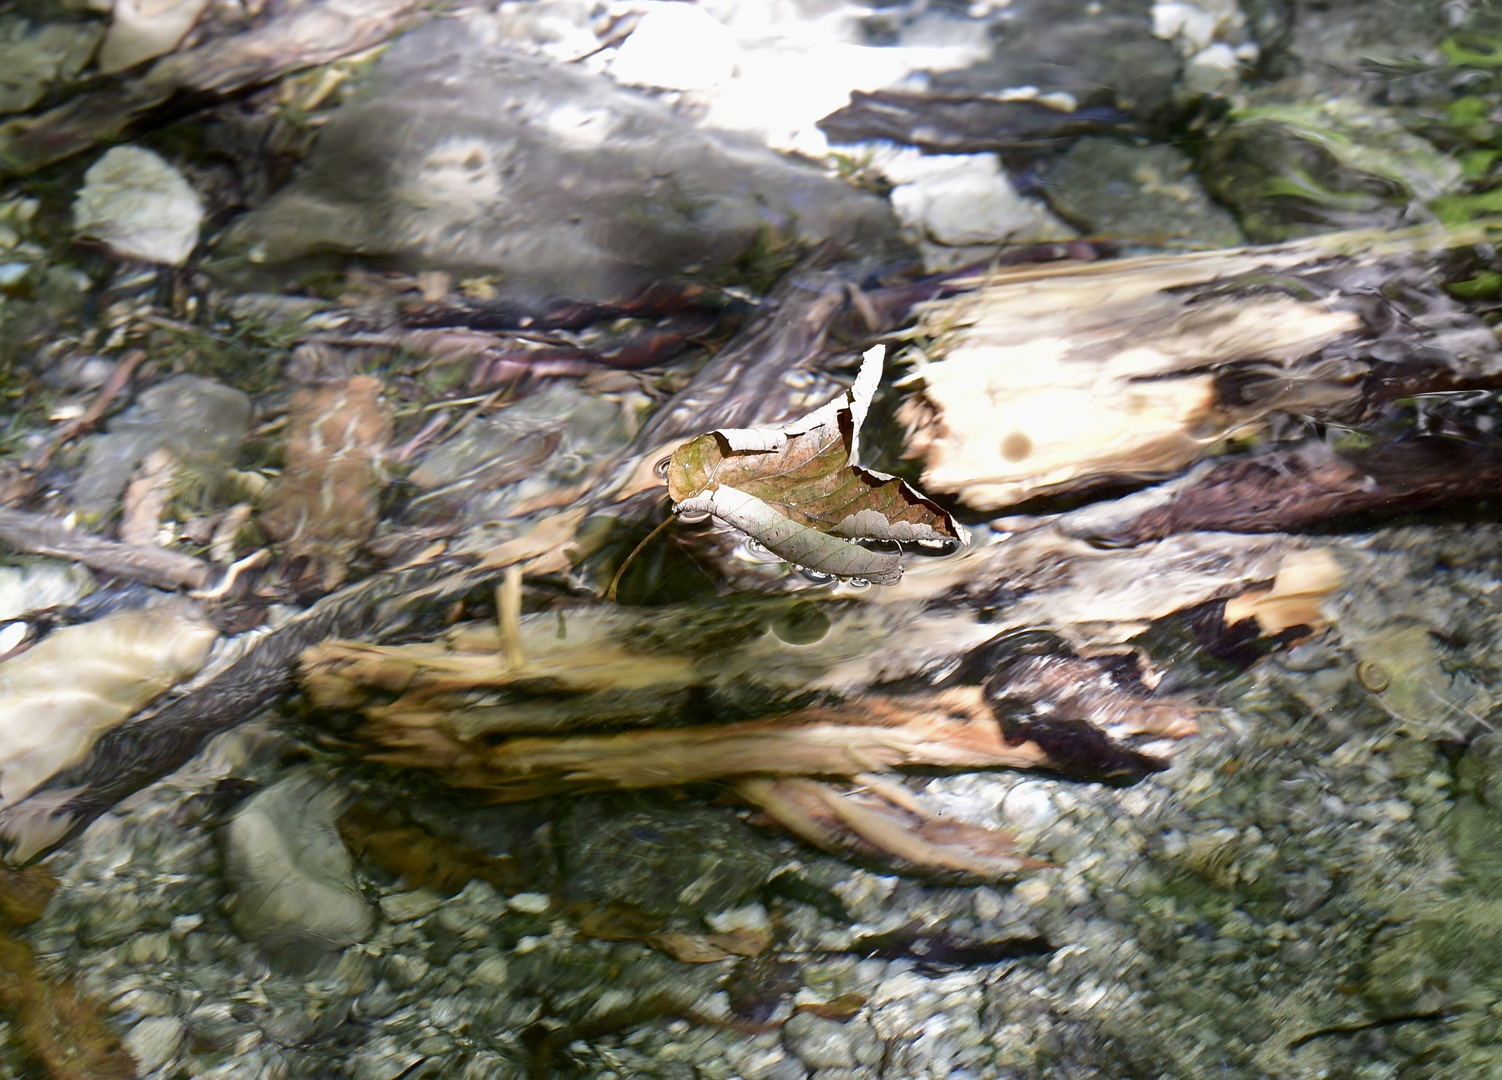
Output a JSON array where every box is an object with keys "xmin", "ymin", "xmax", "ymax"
[{"xmin": 223, "ymin": 18, "xmax": 903, "ymax": 304}]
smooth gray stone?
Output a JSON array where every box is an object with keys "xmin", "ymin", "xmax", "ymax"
[
  {"xmin": 1043, "ymin": 137, "xmax": 1245, "ymax": 249},
  {"xmin": 71, "ymin": 374, "xmax": 251, "ymax": 516},
  {"xmin": 783, "ymin": 1014, "xmax": 858, "ymax": 1070},
  {"xmin": 223, "ymin": 19, "xmax": 901, "ymax": 303},
  {"xmin": 222, "ymin": 769, "xmax": 374, "ymax": 950}
]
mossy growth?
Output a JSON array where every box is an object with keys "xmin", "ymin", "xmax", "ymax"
[
  {"xmin": 719, "ymin": 220, "xmax": 808, "ymax": 296},
  {"xmin": 1201, "ymin": 100, "xmax": 1460, "ymax": 243},
  {"xmin": 143, "ymin": 305, "xmax": 303, "ymax": 396}
]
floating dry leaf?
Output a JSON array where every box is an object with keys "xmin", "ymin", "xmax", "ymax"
[
  {"xmin": 1221, "ymin": 548, "xmax": 1342, "ymax": 635},
  {"xmin": 666, "ymin": 345, "xmax": 966, "ymax": 584}
]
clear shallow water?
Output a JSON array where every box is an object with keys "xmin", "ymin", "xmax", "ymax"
[{"xmin": 1, "ymin": 1, "xmax": 1502, "ymax": 1078}]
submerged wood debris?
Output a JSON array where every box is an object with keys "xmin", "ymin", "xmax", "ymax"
[
  {"xmin": 900, "ymin": 225, "xmax": 1502, "ymax": 511},
  {"xmin": 0, "ymin": 224, "xmax": 1482, "ymax": 885}
]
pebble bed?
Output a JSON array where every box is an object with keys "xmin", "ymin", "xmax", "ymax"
[{"xmin": 0, "ymin": 524, "xmax": 1496, "ymax": 1079}]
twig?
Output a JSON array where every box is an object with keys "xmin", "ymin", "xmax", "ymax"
[
  {"xmin": 391, "ymin": 412, "xmax": 448, "ymax": 464},
  {"xmin": 0, "ymin": 507, "xmax": 215, "ymax": 592},
  {"xmin": 26, "ymin": 349, "xmax": 147, "ymax": 470},
  {"xmin": 188, "ymin": 548, "xmax": 268, "ymax": 600},
  {"xmin": 605, "ymin": 514, "xmax": 675, "ymax": 603},
  {"xmin": 496, "ymin": 564, "xmax": 525, "ymax": 670}
]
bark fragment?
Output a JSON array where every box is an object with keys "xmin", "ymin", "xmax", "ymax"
[
  {"xmin": 1107, "ymin": 438, "xmax": 1502, "ymax": 544},
  {"xmin": 901, "ymin": 226, "xmax": 1502, "ymax": 512}
]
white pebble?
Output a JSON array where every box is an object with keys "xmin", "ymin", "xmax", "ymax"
[{"xmin": 506, "ymin": 892, "xmax": 552, "ymax": 914}]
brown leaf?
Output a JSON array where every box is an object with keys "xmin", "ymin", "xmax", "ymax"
[
  {"xmin": 1221, "ymin": 548, "xmax": 1342, "ymax": 635},
  {"xmin": 666, "ymin": 346, "xmax": 965, "ymax": 584},
  {"xmin": 337, "ymin": 802, "xmax": 527, "ymax": 897},
  {"xmin": 576, "ymin": 902, "xmax": 769, "ymax": 963},
  {"xmin": 0, "ymin": 865, "xmax": 57, "ymax": 926},
  {"xmin": 793, "ymin": 993, "xmax": 867, "ymax": 1021}
]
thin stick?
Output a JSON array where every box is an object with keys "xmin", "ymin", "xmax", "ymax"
[
  {"xmin": 188, "ymin": 548, "xmax": 268, "ymax": 600},
  {"xmin": 604, "ymin": 514, "xmax": 675, "ymax": 604},
  {"xmin": 0, "ymin": 506, "xmax": 215, "ymax": 591},
  {"xmin": 496, "ymin": 564, "xmax": 525, "ymax": 670},
  {"xmin": 27, "ymin": 348, "xmax": 147, "ymax": 469}
]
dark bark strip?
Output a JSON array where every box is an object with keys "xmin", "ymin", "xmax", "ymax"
[{"xmin": 1109, "ymin": 437, "xmax": 1502, "ymax": 544}]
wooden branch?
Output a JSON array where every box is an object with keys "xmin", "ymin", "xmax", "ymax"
[
  {"xmin": 0, "ymin": 507, "xmax": 214, "ymax": 592},
  {"xmin": 358, "ymin": 692, "xmax": 1058, "ymax": 799}
]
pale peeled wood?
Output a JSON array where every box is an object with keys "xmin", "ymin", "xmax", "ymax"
[{"xmin": 0, "ymin": 602, "xmax": 217, "ymax": 804}]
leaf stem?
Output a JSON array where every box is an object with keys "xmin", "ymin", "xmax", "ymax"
[{"xmin": 605, "ymin": 513, "xmax": 677, "ymax": 603}]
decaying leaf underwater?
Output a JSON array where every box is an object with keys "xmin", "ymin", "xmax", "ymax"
[{"xmin": 665, "ymin": 345, "xmax": 967, "ymax": 585}]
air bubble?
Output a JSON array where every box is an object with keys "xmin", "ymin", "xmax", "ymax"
[
  {"xmin": 845, "ymin": 577, "xmax": 871, "ymax": 589},
  {"xmin": 793, "ymin": 565, "xmax": 836, "ymax": 585},
  {"xmin": 653, "ymin": 456, "xmax": 672, "ymax": 479},
  {"xmin": 0, "ymin": 622, "xmax": 25, "ymax": 655}
]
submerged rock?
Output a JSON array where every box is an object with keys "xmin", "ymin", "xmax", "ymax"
[
  {"xmin": 72, "ymin": 145, "xmax": 206, "ymax": 265},
  {"xmin": 72, "ymin": 374, "xmax": 251, "ymax": 517},
  {"xmin": 224, "ymin": 18, "xmax": 901, "ymax": 305},
  {"xmin": 940, "ymin": 0, "xmax": 1180, "ymax": 115},
  {"xmin": 556, "ymin": 796, "xmax": 778, "ymax": 918},
  {"xmin": 1200, "ymin": 98, "xmax": 1461, "ymax": 242},
  {"xmin": 1042, "ymin": 137, "xmax": 1244, "ymax": 248},
  {"xmin": 0, "ymin": 17, "xmax": 103, "ymax": 116},
  {"xmin": 408, "ymin": 379, "xmax": 635, "ymax": 522},
  {"xmin": 122, "ymin": 1014, "xmax": 184, "ymax": 1074},
  {"xmin": 878, "ymin": 149, "xmax": 1076, "ymax": 270},
  {"xmin": 222, "ymin": 770, "xmax": 375, "ymax": 950}
]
